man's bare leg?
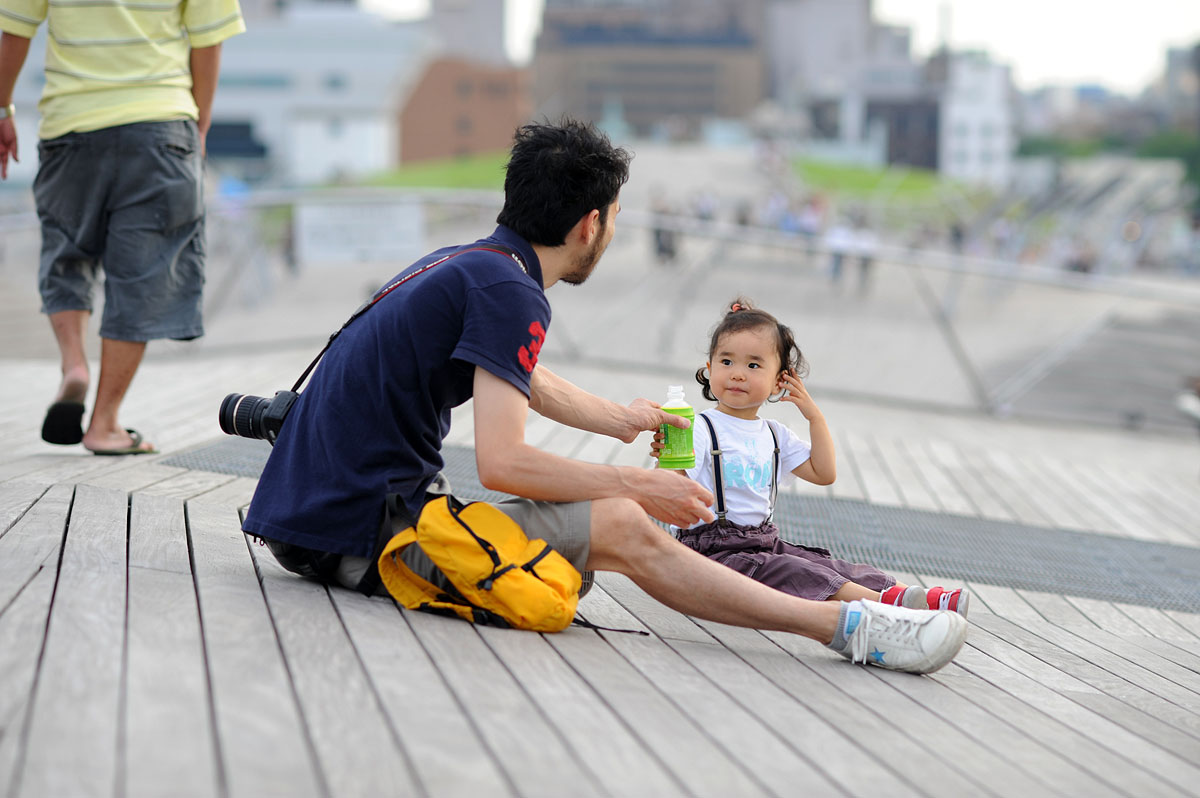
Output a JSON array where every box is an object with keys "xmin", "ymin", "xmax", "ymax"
[
  {"xmin": 585, "ymin": 498, "xmax": 840, "ymax": 644},
  {"xmin": 82, "ymin": 337, "xmax": 155, "ymax": 453},
  {"xmin": 48, "ymin": 309, "xmax": 90, "ymax": 403}
]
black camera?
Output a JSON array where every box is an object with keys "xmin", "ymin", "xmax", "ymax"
[{"xmin": 219, "ymin": 390, "xmax": 298, "ymax": 445}]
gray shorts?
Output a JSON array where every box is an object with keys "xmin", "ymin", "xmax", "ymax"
[
  {"xmin": 336, "ymin": 480, "xmax": 592, "ymax": 595},
  {"xmin": 34, "ymin": 119, "xmax": 206, "ymax": 342}
]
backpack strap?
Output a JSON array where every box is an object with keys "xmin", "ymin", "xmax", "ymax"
[
  {"xmin": 289, "ymin": 243, "xmax": 524, "ymax": 393},
  {"xmin": 698, "ymin": 412, "xmax": 727, "ymax": 525}
]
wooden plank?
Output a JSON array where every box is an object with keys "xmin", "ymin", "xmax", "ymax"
[
  {"xmin": 1047, "ymin": 459, "xmax": 1159, "ymax": 542},
  {"xmin": 969, "ymin": 612, "xmax": 1200, "ymax": 757},
  {"xmin": 0, "ymin": 482, "xmax": 49, "ymax": 537},
  {"xmin": 1067, "ymin": 461, "xmax": 1193, "ymax": 545},
  {"xmin": 400, "ymin": 609, "xmax": 602, "ymax": 797},
  {"xmin": 476, "ymin": 620, "xmax": 690, "ymax": 797},
  {"xmin": 328, "ymin": 589, "xmax": 513, "ymax": 797},
  {"xmin": 564, "ymin": 584, "xmax": 781, "ymax": 797},
  {"xmin": 927, "ymin": 661, "xmax": 1136, "ymax": 797},
  {"xmin": 594, "ymin": 572, "xmax": 713, "ymax": 644},
  {"xmin": 18, "ymin": 484, "xmax": 126, "ymax": 798},
  {"xmin": 249, "ymin": 550, "xmax": 422, "ymax": 796},
  {"xmin": 0, "ymin": 567, "xmax": 57, "ymax": 798},
  {"xmin": 1089, "ymin": 463, "xmax": 1199, "ymax": 545},
  {"xmin": 972, "ymin": 584, "xmax": 1200, "ymax": 696},
  {"xmin": 924, "ymin": 440, "xmax": 1015, "ymax": 522},
  {"xmin": 942, "ymin": 635, "xmax": 1191, "ymax": 796},
  {"xmin": 954, "ymin": 447, "xmax": 1054, "ymax": 527},
  {"xmin": 185, "ymin": 501, "xmax": 323, "ymax": 798},
  {"xmin": 187, "ymin": 476, "xmax": 258, "ymax": 510},
  {"xmin": 1019, "ymin": 453, "xmax": 1115, "ymax": 532},
  {"xmin": 955, "ymin": 622, "xmax": 1198, "ymax": 795},
  {"xmin": 757, "ymin": 627, "xmax": 1016, "ymax": 796},
  {"xmin": 839, "ymin": 429, "xmax": 903, "ymax": 506},
  {"xmin": 898, "ymin": 436, "xmax": 977, "ymax": 516},
  {"xmin": 871, "ymin": 434, "xmax": 942, "ymax": 511},
  {"xmin": 139, "ymin": 468, "xmax": 236, "ymax": 501},
  {"xmin": 124, "ymin": 493, "xmax": 217, "ymax": 798},
  {"xmin": 79, "ymin": 461, "xmax": 189, "ymax": 493},
  {"xmin": 983, "ymin": 450, "xmax": 1093, "ymax": 531},
  {"xmin": 125, "ymin": 542, "xmax": 219, "ymax": 798},
  {"xmin": 0, "ymin": 485, "xmax": 71, "ymax": 617}
]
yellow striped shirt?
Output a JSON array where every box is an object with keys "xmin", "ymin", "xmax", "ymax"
[{"xmin": 0, "ymin": 0, "xmax": 245, "ymax": 139}]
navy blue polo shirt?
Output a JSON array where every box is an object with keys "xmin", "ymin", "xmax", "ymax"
[{"xmin": 242, "ymin": 226, "xmax": 551, "ymax": 557}]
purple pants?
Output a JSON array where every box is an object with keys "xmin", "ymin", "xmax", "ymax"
[{"xmin": 678, "ymin": 520, "xmax": 895, "ymax": 601}]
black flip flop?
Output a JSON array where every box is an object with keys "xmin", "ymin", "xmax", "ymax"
[{"xmin": 41, "ymin": 401, "xmax": 85, "ymax": 445}]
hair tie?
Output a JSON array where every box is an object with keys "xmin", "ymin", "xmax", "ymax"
[{"xmin": 730, "ymin": 303, "xmax": 743, "ymax": 312}]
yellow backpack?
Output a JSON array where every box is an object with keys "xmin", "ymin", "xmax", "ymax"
[{"xmin": 377, "ymin": 495, "xmax": 581, "ymax": 632}]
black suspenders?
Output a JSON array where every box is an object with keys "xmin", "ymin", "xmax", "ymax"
[{"xmin": 697, "ymin": 412, "xmax": 780, "ymax": 526}]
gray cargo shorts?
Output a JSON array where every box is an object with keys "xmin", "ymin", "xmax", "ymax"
[
  {"xmin": 335, "ymin": 474, "xmax": 593, "ymax": 595},
  {"xmin": 34, "ymin": 119, "xmax": 206, "ymax": 342}
]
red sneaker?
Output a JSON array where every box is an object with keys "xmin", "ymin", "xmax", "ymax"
[
  {"xmin": 926, "ymin": 586, "xmax": 970, "ymax": 617},
  {"xmin": 880, "ymin": 585, "xmax": 928, "ymax": 610}
]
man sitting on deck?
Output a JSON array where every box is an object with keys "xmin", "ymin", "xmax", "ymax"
[{"xmin": 241, "ymin": 119, "xmax": 967, "ymax": 675}]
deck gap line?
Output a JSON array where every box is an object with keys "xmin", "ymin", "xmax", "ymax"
[
  {"xmin": 955, "ymin": 633, "xmax": 1193, "ymax": 794},
  {"xmin": 242, "ymin": 535, "xmax": 334, "ymax": 798},
  {"xmin": 183, "ymin": 501, "xmax": 231, "ymax": 798},
  {"xmin": 597, "ymin": 585, "xmax": 790, "ymax": 798},
  {"xmin": 395, "ymin": 605, "xmax": 522, "ymax": 798},
  {"xmin": 0, "ymin": 484, "xmax": 52, "ymax": 541},
  {"xmin": 1006, "ymin": 595, "xmax": 1200, "ymax": 702},
  {"xmin": 324, "ymin": 586, "xmax": 430, "ymax": 798},
  {"xmin": 469, "ymin": 622, "xmax": 613, "ymax": 792},
  {"xmin": 973, "ymin": 614, "xmax": 1200, "ymax": 739},
  {"xmin": 545, "ymin": 619, "xmax": 695, "ymax": 798},
  {"xmin": 654, "ymin": 620, "xmax": 854, "ymax": 795},
  {"xmin": 115, "ymin": 492, "xmax": 133, "ymax": 798},
  {"xmin": 6, "ymin": 484, "xmax": 76, "ymax": 798}
]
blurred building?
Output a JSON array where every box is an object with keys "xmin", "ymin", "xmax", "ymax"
[
  {"xmin": 532, "ymin": 0, "xmax": 767, "ymax": 138},
  {"xmin": 430, "ymin": 0, "xmax": 509, "ymax": 67},
  {"xmin": 212, "ymin": 3, "xmax": 432, "ymax": 185},
  {"xmin": 1160, "ymin": 46, "xmax": 1199, "ymax": 133},
  {"xmin": 399, "ymin": 57, "xmax": 532, "ymax": 162},
  {"xmin": 924, "ymin": 50, "xmax": 1015, "ymax": 187}
]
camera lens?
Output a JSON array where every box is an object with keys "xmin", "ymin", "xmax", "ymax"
[{"xmin": 219, "ymin": 393, "xmax": 272, "ymax": 439}]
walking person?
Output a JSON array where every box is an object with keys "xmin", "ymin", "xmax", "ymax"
[
  {"xmin": 0, "ymin": 0, "xmax": 244, "ymax": 454},
  {"xmin": 241, "ymin": 120, "xmax": 967, "ymax": 675}
]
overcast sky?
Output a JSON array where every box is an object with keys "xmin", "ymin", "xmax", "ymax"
[{"xmin": 375, "ymin": 0, "xmax": 1200, "ymax": 95}]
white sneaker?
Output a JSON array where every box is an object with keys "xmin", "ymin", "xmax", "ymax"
[{"xmin": 837, "ymin": 601, "xmax": 968, "ymax": 674}]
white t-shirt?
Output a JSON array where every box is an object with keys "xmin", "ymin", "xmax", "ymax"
[{"xmin": 680, "ymin": 409, "xmax": 813, "ymax": 530}]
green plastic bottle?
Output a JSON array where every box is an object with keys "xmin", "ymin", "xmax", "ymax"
[{"xmin": 658, "ymin": 385, "xmax": 695, "ymax": 469}]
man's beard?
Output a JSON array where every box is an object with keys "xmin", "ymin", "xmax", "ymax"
[{"xmin": 560, "ymin": 234, "xmax": 606, "ymax": 286}]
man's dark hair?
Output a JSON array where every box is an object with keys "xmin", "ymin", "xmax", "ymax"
[{"xmin": 497, "ymin": 118, "xmax": 632, "ymax": 246}]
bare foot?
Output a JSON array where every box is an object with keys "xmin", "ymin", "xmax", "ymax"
[
  {"xmin": 55, "ymin": 366, "xmax": 89, "ymax": 404},
  {"xmin": 82, "ymin": 427, "xmax": 156, "ymax": 454}
]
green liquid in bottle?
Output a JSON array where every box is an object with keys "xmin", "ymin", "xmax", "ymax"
[{"xmin": 658, "ymin": 385, "xmax": 695, "ymax": 469}]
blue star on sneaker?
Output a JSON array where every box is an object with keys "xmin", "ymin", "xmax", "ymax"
[{"xmin": 870, "ymin": 648, "xmax": 887, "ymax": 664}]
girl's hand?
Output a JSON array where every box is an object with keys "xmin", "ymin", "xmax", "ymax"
[
  {"xmin": 648, "ymin": 428, "xmax": 665, "ymax": 460},
  {"xmin": 778, "ymin": 371, "xmax": 821, "ymax": 420}
]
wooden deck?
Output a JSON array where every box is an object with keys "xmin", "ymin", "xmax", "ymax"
[{"xmin": 2, "ymin": 362, "xmax": 1199, "ymax": 797}]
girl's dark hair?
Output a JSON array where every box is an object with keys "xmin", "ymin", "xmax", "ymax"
[
  {"xmin": 496, "ymin": 118, "xmax": 632, "ymax": 246},
  {"xmin": 695, "ymin": 297, "xmax": 808, "ymax": 402}
]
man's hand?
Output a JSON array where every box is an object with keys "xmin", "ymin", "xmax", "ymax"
[
  {"xmin": 614, "ymin": 397, "xmax": 691, "ymax": 444},
  {"xmin": 0, "ymin": 117, "xmax": 16, "ymax": 180},
  {"xmin": 627, "ymin": 468, "xmax": 714, "ymax": 528}
]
